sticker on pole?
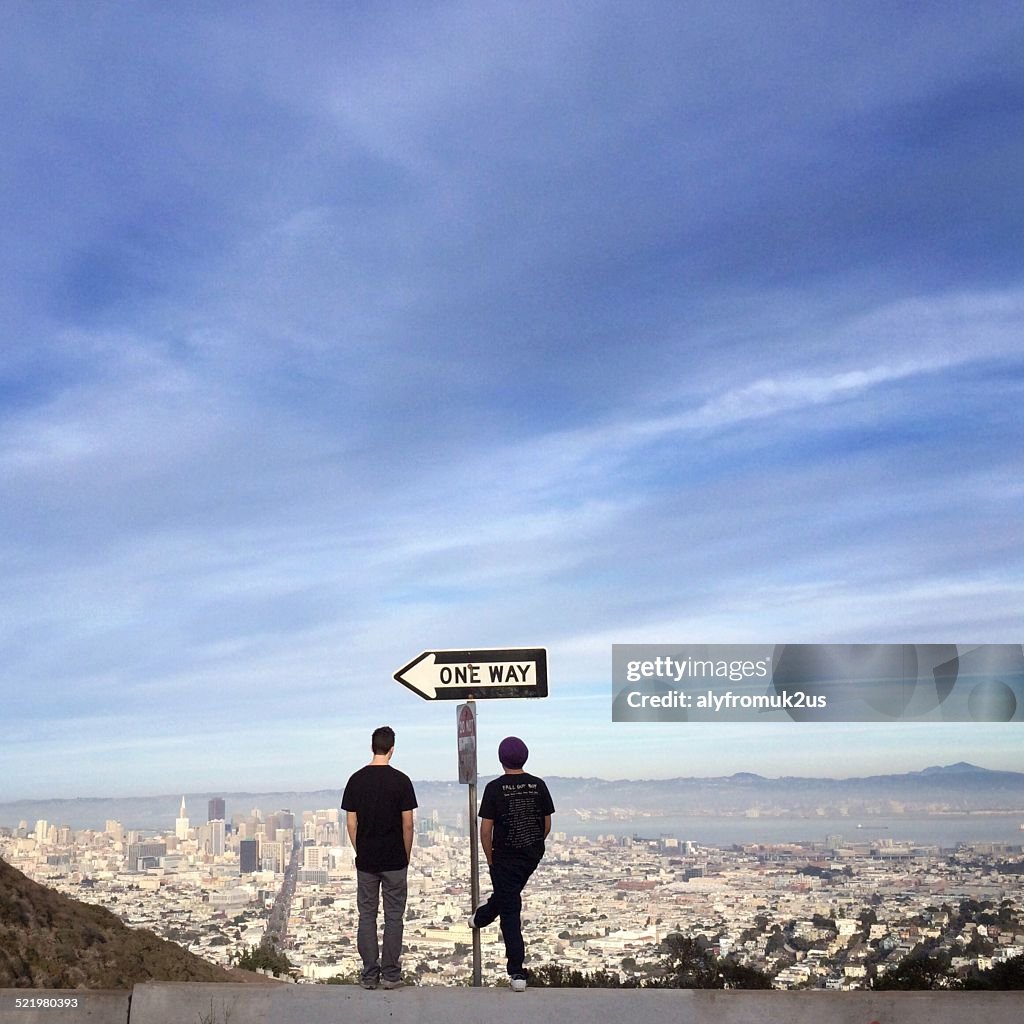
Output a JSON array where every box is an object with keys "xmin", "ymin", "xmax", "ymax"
[{"xmin": 457, "ymin": 702, "xmax": 477, "ymax": 784}]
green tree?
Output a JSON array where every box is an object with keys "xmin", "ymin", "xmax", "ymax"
[
  {"xmin": 234, "ymin": 944, "xmax": 294, "ymax": 977},
  {"xmin": 718, "ymin": 959, "xmax": 772, "ymax": 990},
  {"xmin": 962, "ymin": 956, "xmax": 1024, "ymax": 990},
  {"xmin": 655, "ymin": 933, "xmax": 771, "ymax": 990},
  {"xmin": 872, "ymin": 954, "xmax": 957, "ymax": 991},
  {"xmin": 657, "ymin": 934, "xmax": 718, "ymax": 988},
  {"xmin": 324, "ymin": 970, "xmax": 361, "ymax": 985},
  {"xmin": 965, "ymin": 933, "xmax": 995, "ymax": 956},
  {"xmin": 531, "ymin": 964, "xmax": 628, "ymax": 988}
]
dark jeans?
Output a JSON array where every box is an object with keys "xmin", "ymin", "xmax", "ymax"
[
  {"xmin": 474, "ymin": 855, "xmax": 539, "ymax": 976},
  {"xmin": 356, "ymin": 867, "xmax": 408, "ymax": 983}
]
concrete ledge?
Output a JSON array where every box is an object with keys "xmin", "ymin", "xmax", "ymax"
[
  {"xmin": 126, "ymin": 983, "xmax": 1024, "ymax": 1024},
  {"xmin": 0, "ymin": 990, "xmax": 129, "ymax": 1024},
  {"xmin": 2, "ymin": 986, "xmax": 1021, "ymax": 1024}
]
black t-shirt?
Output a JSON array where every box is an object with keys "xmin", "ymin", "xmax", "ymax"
[
  {"xmin": 341, "ymin": 764, "xmax": 418, "ymax": 873},
  {"xmin": 478, "ymin": 772, "xmax": 554, "ymax": 862}
]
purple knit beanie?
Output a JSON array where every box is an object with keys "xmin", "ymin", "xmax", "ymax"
[{"xmin": 498, "ymin": 736, "xmax": 529, "ymax": 769}]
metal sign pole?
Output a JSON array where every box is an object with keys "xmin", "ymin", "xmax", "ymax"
[
  {"xmin": 469, "ymin": 768, "xmax": 481, "ymax": 986},
  {"xmin": 457, "ymin": 698, "xmax": 482, "ymax": 986}
]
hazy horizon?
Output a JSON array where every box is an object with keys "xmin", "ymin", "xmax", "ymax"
[{"xmin": 3, "ymin": 758, "xmax": 1021, "ymax": 807}]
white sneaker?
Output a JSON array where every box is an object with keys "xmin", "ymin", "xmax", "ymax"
[{"xmin": 510, "ymin": 976, "xmax": 527, "ymax": 992}]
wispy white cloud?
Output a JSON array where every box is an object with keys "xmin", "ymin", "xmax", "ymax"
[{"xmin": 1, "ymin": 6, "xmax": 1023, "ymax": 798}]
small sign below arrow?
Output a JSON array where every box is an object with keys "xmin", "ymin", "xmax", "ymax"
[{"xmin": 394, "ymin": 648, "xmax": 548, "ymax": 700}]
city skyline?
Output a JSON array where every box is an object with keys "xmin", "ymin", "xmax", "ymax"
[
  {"xmin": 2, "ymin": 4, "xmax": 1023, "ymax": 800},
  {"xmin": 4, "ymin": 800, "xmax": 1021, "ymax": 990},
  {"xmin": 4, "ymin": 759, "xmax": 1024, "ymax": 829}
]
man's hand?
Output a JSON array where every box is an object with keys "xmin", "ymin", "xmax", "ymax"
[
  {"xmin": 402, "ymin": 809, "xmax": 414, "ymax": 861},
  {"xmin": 480, "ymin": 818, "xmax": 494, "ymax": 866}
]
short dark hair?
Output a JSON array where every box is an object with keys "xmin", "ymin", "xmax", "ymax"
[{"xmin": 371, "ymin": 726, "xmax": 396, "ymax": 754}]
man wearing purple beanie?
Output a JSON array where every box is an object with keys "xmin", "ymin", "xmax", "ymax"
[{"xmin": 469, "ymin": 736, "xmax": 555, "ymax": 991}]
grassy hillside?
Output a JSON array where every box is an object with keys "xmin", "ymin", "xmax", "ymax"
[{"xmin": 0, "ymin": 857, "xmax": 258, "ymax": 988}]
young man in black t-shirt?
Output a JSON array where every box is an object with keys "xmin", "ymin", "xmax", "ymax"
[
  {"xmin": 341, "ymin": 726, "xmax": 417, "ymax": 989},
  {"xmin": 470, "ymin": 736, "xmax": 554, "ymax": 991}
]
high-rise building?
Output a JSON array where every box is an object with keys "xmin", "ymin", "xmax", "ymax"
[
  {"xmin": 126, "ymin": 842, "xmax": 167, "ymax": 871},
  {"xmin": 260, "ymin": 840, "xmax": 285, "ymax": 873},
  {"xmin": 239, "ymin": 839, "xmax": 259, "ymax": 873},
  {"xmin": 175, "ymin": 796, "xmax": 190, "ymax": 841},
  {"xmin": 208, "ymin": 819, "xmax": 226, "ymax": 857},
  {"xmin": 208, "ymin": 797, "xmax": 226, "ymax": 822}
]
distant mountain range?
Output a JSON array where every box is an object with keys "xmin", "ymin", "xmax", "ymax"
[
  {"xmin": 0, "ymin": 858, "xmax": 269, "ymax": 988},
  {"xmin": 2, "ymin": 763, "xmax": 1022, "ymax": 832}
]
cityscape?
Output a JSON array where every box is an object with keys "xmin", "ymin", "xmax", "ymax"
[{"xmin": 3, "ymin": 788, "xmax": 1023, "ymax": 990}]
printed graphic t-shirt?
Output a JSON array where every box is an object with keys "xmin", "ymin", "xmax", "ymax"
[
  {"xmin": 478, "ymin": 772, "xmax": 555, "ymax": 862},
  {"xmin": 341, "ymin": 764, "xmax": 418, "ymax": 873}
]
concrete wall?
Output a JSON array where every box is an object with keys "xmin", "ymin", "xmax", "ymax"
[{"xmin": 3, "ymin": 984, "xmax": 1023, "ymax": 1024}]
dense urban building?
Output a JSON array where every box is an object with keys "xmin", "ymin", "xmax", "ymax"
[{"xmin": 2, "ymin": 805, "xmax": 1021, "ymax": 988}]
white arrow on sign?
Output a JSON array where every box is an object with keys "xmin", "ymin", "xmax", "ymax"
[{"xmin": 394, "ymin": 648, "xmax": 548, "ymax": 700}]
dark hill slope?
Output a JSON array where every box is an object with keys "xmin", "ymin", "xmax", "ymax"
[{"xmin": 0, "ymin": 857, "xmax": 254, "ymax": 988}]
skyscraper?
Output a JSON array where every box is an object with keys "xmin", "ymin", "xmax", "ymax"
[
  {"xmin": 175, "ymin": 796, "xmax": 190, "ymax": 841},
  {"xmin": 208, "ymin": 797, "xmax": 225, "ymax": 822},
  {"xmin": 239, "ymin": 839, "xmax": 259, "ymax": 873},
  {"xmin": 260, "ymin": 840, "xmax": 285, "ymax": 873},
  {"xmin": 127, "ymin": 841, "xmax": 167, "ymax": 871},
  {"xmin": 208, "ymin": 819, "xmax": 225, "ymax": 857}
]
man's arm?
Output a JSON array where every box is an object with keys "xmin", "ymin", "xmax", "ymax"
[
  {"xmin": 480, "ymin": 818, "xmax": 494, "ymax": 866},
  {"xmin": 543, "ymin": 814, "xmax": 551, "ymax": 839},
  {"xmin": 402, "ymin": 809, "xmax": 414, "ymax": 861},
  {"xmin": 346, "ymin": 811, "xmax": 358, "ymax": 849}
]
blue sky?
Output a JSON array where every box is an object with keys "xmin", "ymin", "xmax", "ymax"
[{"xmin": 2, "ymin": 2, "xmax": 1023, "ymax": 800}]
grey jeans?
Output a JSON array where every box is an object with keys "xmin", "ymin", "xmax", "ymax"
[{"xmin": 356, "ymin": 867, "xmax": 408, "ymax": 982}]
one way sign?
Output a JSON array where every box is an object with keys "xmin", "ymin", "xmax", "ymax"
[{"xmin": 394, "ymin": 648, "xmax": 548, "ymax": 701}]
